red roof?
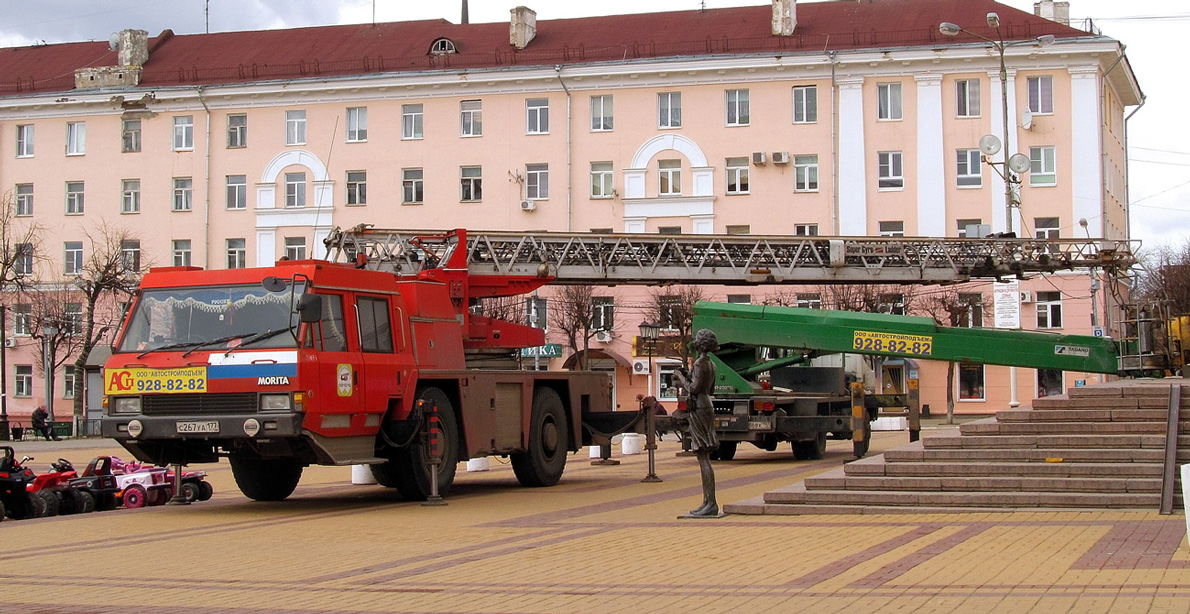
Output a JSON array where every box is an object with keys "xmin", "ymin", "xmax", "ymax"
[{"xmin": 0, "ymin": 0, "xmax": 1094, "ymax": 97}]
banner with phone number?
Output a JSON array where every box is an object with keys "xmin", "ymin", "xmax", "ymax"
[
  {"xmin": 104, "ymin": 367, "xmax": 207, "ymax": 395},
  {"xmin": 852, "ymin": 330, "xmax": 933, "ymax": 357}
]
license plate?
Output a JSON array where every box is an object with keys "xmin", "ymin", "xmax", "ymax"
[
  {"xmin": 177, "ymin": 421, "xmax": 219, "ymax": 434},
  {"xmin": 748, "ymin": 419, "xmax": 771, "ymax": 431}
]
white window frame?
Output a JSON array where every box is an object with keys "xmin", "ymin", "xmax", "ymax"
[
  {"xmin": 592, "ymin": 296, "xmax": 615, "ymax": 332},
  {"xmin": 172, "ymin": 116, "xmax": 194, "ymax": 151},
  {"xmin": 877, "ymin": 82, "xmax": 903, "ymax": 120},
  {"xmin": 658, "ymin": 159, "xmax": 681, "ymax": 196},
  {"xmin": 1027, "ymin": 76, "xmax": 1054, "ymax": 115},
  {"xmin": 590, "ymin": 95, "xmax": 613, "ymax": 132},
  {"xmin": 227, "ymin": 114, "xmax": 247, "ymax": 148},
  {"xmin": 14, "ymin": 304, "xmax": 32, "ymax": 335},
  {"xmin": 172, "ymin": 177, "xmax": 193, "ymax": 212},
  {"xmin": 460, "ymin": 100, "xmax": 482, "ymax": 137},
  {"xmin": 956, "ymin": 79, "xmax": 981, "ymax": 117},
  {"xmin": 346, "ymin": 171, "xmax": 367, "ymax": 206},
  {"xmin": 792, "ymin": 86, "xmax": 817, "ymax": 123},
  {"xmin": 794, "ymin": 154, "xmax": 819, "ymax": 192},
  {"xmin": 66, "ymin": 122, "xmax": 86, "ymax": 155},
  {"xmin": 795, "ymin": 293, "xmax": 822, "ymax": 309},
  {"xmin": 958, "ymin": 363, "xmax": 986, "ymax": 401},
  {"xmin": 402, "ymin": 104, "xmax": 423, "ymax": 140},
  {"xmin": 226, "ymin": 175, "xmax": 247, "ymax": 210},
  {"xmin": 460, "ymin": 166, "xmax": 482, "ymax": 202},
  {"xmin": 285, "ymin": 110, "xmax": 306, "ymax": 146},
  {"xmin": 14, "ymin": 243, "xmax": 34, "ymax": 276},
  {"xmin": 284, "ymin": 237, "xmax": 307, "ymax": 261},
  {"xmin": 725, "ymin": 89, "xmax": 750, "ymax": 126},
  {"xmin": 64, "ymin": 367, "xmax": 77, "ymax": 399},
  {"xmin": 526, "ymin": 164, "xmax": 549, "ymax": 200},
  {"xmin": 658, "ymin": 92, "xmax": 682, "ymax": 129},
  {"xmin": 878, "ymin": 151, "xmax": 904, "ymax": 190},
  {"xmin": 957, "ymin": 149, "xmax": 982, "ymax": 188},
  {"xmin": 1036, "ymin": 291, "xmax": 1062, "ymax": 329},
  {"xmin": 173, "ymin": 239, "xmax": 192, "ymax": 267},
  {"xmin": 590, "ymin": 162, "xmax": 613, "ymax": 199},
  {"xmin": 15, "ymin": 365, "xmax": 33, "ymax": 398},
  {"xmin": 65, "ymin": 181, "xmax": 84, "ymax": 215},
  {"xmin": 347, "ymin": 107, "xmax": 368, "ymax": 142},
  {"xmin": 15, "ymin": 184, "xmax": 33, "ymax": 216},
  {"xmin": 795, "ymin": 224, "xmax": 818, "ymax": 237},
  {"xmin": 879, "ymin": 221, "xmax": 905, "ymax": 237},
  {"xmin": 657, "ymin": 360, "xmax": 683, "ymax": 401},
  {"xmin": 64, "ymin": 241, "xmax": 83, "ymax": 276},
  {"xmin": 226, "ymin": 238, "xmax": 247, "ymax": 269},
  {"xmin": 526, "ymin": 98, "xmax": 550, "ymax": 134},
  {"xmin": 122, "ymin": 119, "xmax": 142, "ymax": 152},
  {"xmin": 403, "ymin": 168, "xmax": 424, "ymax": 204},
  {"xmin": 16, "ymin": 124, "xmax": 34, "ymax": 157},
  {"xmin": 1034, "ymin": 217, "xmax": 1060, "ymax": 240},
  {"xmin": 725, "ymin": 157, "xmax": 749, "ymax": 194},
  {"xmin": 285, "ymin": 172, "xmax": 306, "ymax": 208},
  {"xmin": 120, "ymin": 240, "xmax": 141, "ymax": 273},
  {"xmin": 121, "ymin": 179, "xmax": 140, "ymax": 213},
  {"xmin": 956, "ymin": 218, "xmax": 983, "ymax": 238},
  {"xmin": 1029, "ymin": 146, "xmax": 1057, "ymax": 186}
]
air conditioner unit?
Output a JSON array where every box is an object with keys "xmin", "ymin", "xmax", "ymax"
[
  {"xmin": 1020, "ymin": 291, "xmax": 1034, "ymax": 303},
  {"xmin": 631, "ymin": 359, "xmax": 650, "ymax": 374},
  {"xmin": 594, "ymin": 330, "xmax": 612, "ymax": 343},
  {"xmin": 520, "ymin": 199, "xmax": 536, "ymax": 211},
  {"xmin": 771, "ymin": 152, "xmax": 790, "ymax": 164},
  {"xmin": 751, "ymin": 152, "xmax": 766, "ymax": 165},
  {"xmin": 3, "ymin": 337, "xmax": 15, "ymax": 348}
]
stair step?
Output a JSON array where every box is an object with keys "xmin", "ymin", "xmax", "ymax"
[
  {"xmin": 884, "ymin": 446, "xmax": 1182, "ymax": 463},
  {"xmin": 763, "ymin": 483, "xmax": 1162, "ymax": 508},
  {"xmin": 959, "ymin": 421, "xmax": 1176, "ymax": 436},
  {"xmin": 921, "ymin": 433, "xmax": 1190, "ymax": 449},
  {"xmin": 806, "ymin": 474, "xmax": 1162, "ymax": 493},
  {"xmin": 848, "ymin": 460, "xmax": 1164, "ymax": 478},
  {"xmin": 996, "ymin": 408, "xmax": 1190, "ymax": 423}
]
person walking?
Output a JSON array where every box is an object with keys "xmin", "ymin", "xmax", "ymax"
[{"xmin": 31, "ymin": 405, "xmax": 60, "ymax": 441}]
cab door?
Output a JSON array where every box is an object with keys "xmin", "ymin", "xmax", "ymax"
[
  {"xmin": 355, "ymin": 295, "xmax": 400, "ymax": 427},
  {"xmin": 308, "ymin": 292, "xmax": 361, "ymax": 433}
]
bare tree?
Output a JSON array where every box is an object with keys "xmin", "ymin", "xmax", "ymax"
[
  {"xmin": 549, "ymin": 285, "xmax": 599, "ymax": 370},
  {"xmin": 647, "ymin": 285, "xmax": 707, "ymax": 368},
  {"xmin": 821, "ymin": 283, "xmax": 916, "ymax": 314},
  {"xmin": 25, "ymin": 285, "xmax": 85, "ymax": 422},
  {"xmin": 915, "ymin": 289, "xmax": 989, "ymax": 424},
  {"xmin": 0, "ymin": 191, "xmax": 43, "ymax": 293},
  {"xmin": 1136, "ymin": 240, "xmax": 1190, "ymax": 316}
]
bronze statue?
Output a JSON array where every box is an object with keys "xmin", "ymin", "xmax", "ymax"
[{"xmin": 674, "ymin": 328, "xmax": 720, "ymax": 517}]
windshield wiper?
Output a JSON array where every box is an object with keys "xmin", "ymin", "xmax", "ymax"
[
  {"xmin": 223, "ymin": 327, "xmax": 295, "ymax": 355},
  {"xmin": 181, "ymin": 333, "xmax": 254, "ymax": 358},
  {"xmin": 137, "ymin": 340, "xmax": 212, "ymax": 359}
]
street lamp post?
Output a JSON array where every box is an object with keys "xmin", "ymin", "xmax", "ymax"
[
  {"xmin": 0, "ymin": 304, "xmax": 8, "ymax": 441},
  {"xmin": 43, "ymin": 325, "xmax": 58, "ymax": 422},
  {"xmin": 638, "ymin": 321, "xmax": 661, "ymax": 397},
  {"xmin": 940, "ymin": 14, "xmax": 1054, "ymax": 235}
]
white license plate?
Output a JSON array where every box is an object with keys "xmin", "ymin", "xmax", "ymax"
[
  {"xmin": 748, "ymin": 419, "xmax": 771, "ymax": 430},
  {"xmin": 176, "ymin": 420, "xmax": 219, "ymax": 434}
]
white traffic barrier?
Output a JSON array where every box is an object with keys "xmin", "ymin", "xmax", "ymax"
[
  {"xmin": 466, "ymin": 457, "xmax": 490, "ymax": 472},
  {"xmin": 621, "ymin": 433, "xmax": 645, "ymax": 455},
  {"xmin": 351, "ymin": 464, "xmax": 377, "ymax": 485},
  {"xmin": 872, "ymin": 416, "xmax": 908, "ymax": 431}
]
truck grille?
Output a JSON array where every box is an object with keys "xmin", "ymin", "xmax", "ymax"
[{"xmin": 141, "ymin": 393, "xmax": 257, "ymax": 415}]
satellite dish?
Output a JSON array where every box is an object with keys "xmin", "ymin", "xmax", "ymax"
[
  {"xmin": 1020, "ymin": 108, "xmax": 1033, "ymax": 130},
  {"xmin": 108, "ymin": 32, "xmax": 120, "ymax": 52},
  {"xmin": 978, "ymin": 134, "xmax": 1002, "ymax": 156},
  {"xmin": 1008, "ymin": 153, "xmax": 1032, "ymax": 174}
]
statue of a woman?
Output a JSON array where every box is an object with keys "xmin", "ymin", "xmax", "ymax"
[{"xmin": 674, "ymin": 328, "xmax": 720, "ymax": 517}]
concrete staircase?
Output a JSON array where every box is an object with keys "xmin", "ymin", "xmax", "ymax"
[{"xmin": 726, "ymin": 379, "xmax": 1189, "ymax": 515}]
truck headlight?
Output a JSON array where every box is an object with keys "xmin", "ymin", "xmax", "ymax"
[
  {"xmin": 260, "ymin": 394, "xmax": 292, "ymax": 411},
  {"xmin": 111, "ymin": 397, "xmax": 142, "ymax": 415}
]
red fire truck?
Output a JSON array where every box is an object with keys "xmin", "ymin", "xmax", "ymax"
[{"xmin": 101, "ymin": 230, "xmax": 619, "ymax": 502}]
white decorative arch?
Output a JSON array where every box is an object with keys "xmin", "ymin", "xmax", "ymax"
[
  {"xmin": 260, "ymin": 149, "xmax": 329, "ymax": 183},
  {"xmin": 622, "ymin": 134, "xmax": 716, "ymax": 234},
  {"xmin": 629, "ymin": 134, "xmax": 709, "ymax": 168},
  {"xmin": 254, "ymin": 149, "xmax": 335, "ymax": 266}
]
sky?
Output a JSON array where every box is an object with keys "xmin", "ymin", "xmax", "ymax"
[{"xmin": 1, "ymin": 0, "xmax": 1186, "ymax": 253}]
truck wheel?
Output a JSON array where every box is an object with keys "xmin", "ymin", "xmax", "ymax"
[
  {"xmin": 711, "ymin": 441, "xmax": 737, "ymax": 461},
  {"xmin": 229, "ymin": 457, "xmax": 304, "ymax": 502},
  {"xmin": 793, "ymin": 432, "xmax": 827, "ymax": 460},
  {"xmin": 511, "ymin": 388, "xmax": 569, "ymax": 488},
  {"xmin": 123, "ymin": 484, "xmax": 148, "ymax": 509},
  {"xmin": 393, "ymin": 387, "xmax": 459, "ymax": 501},
  {"xmin": 197, "ymin": 481, "xmax": 214, "ymax": 501},
  {"xmin": 180, "ymin": 482, "xmax": 201, "ymax": 503},
  {"xmin": 38, "ymin": 490, "xmax": 60, "ymax": 516}
]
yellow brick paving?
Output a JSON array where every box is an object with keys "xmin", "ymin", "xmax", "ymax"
[{"xmin": 0, "ymin": 430, "xmax": 1186, "ymax": 614}]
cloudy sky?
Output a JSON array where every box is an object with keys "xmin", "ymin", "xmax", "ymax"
[{"xmin": 1, "ymin": 0, "xmax": 1186, "ymax": 251}]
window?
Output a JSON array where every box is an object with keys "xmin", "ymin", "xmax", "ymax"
[
  {"xmin": 877, "ymin": 83, "xmax": 903, "ymax": 120},
  {"xmin": 64, "ymin": 302, "xmax": 82, "ymax": 335},
  {"xmin": 725, "ymin": 157, "xmax": 749, "ymax": 194},
  {"xmin": 65, "ymin": 181, "xmax": 84, "ymax": 215},
  {"xmin": 956, "ymin": 79, "xmax": 981, "ymax": 117},
  {"xmin": 64, "ymin": 367, "xmax": 77, "ymax": 399},
  {"xmin": 14, "ymin": 243, "xmax": 33, "ymax": 276},
  {"xmin": 795, "ymin": 224, "xmax": 818, "ymax": 237},
  {"xmin": 956, "ymin": 218, "xmax": 983, "ymax": 238},
  {"xmin": 590, "ymin": 95, "xmax": 613, "ymax": 131},
  {"xmin": 402, "ymin": 104, "xmax": 422, "ymax": 140},
  {"xmin": 226, "ymin": 238, "xmax": 246, "ymax": 269},
  {"xmin": 1037, "ymin": 369, "xmax": 1064, "ymax": 398},
  {"xmin": 430, "ymin": 38, "xmax": 456, "ymax": 54},
  {"xmin": 312, "ymin": 294, "xmax": 348, "ymax": 352},
  {"xmin": 15, "ymin": 184, "xmax": 33, "ymax": 216},
  {"xmin": 460, "ymin": 100, "xmax": 482, "ymax": 136},
  {"xmin": 66, "ymin": 121, "xmax": 85, "ymax": 155},
  {"xmin": 878, "ymin": 152, "xmax": 904, "ymax": 189},
  {"xmin": 285, "ymin": 172, "xmax": 306, "ymax": 208},
  {"xmin": 526, "ymin": 98, "xmax": 549, "ymax": 134},
  {"xmin": 589, "ymin": 162, "xmax": 613, "ymax": 199},
  {"xmin": 792, "ymin": 86, "xmax": 817, "ymax": 123},
  {"xmin": 957, "ymin": 149, "xmax": 982, "ymax": 187},
  {"xmin": 658, "ymin": 92, "xmax": 682, "ymax": 128},
  {"xmin": 285, "ymin": 110, "xmax": 306, "ymax": 145},
  {"xmin": 346, "ymin": 171, "xmax": 367, "ymax": 205},
  {"xmin": 173, "ymin": 116, "xmax": 194, "ymax": 151},
  {"xmin": 658, "ymin": 226, "xmax": 682, "ymax": 235},
  {"xmin": 172, "ymin": 239, "xmax": 192, "ymax": 267},
  {"xmin": 1029, "ymin": 146, "xmax": 1057, "ymax": 186},
  {"xmin": 526, "ymin": 164, "xmax": 549, "ymax": 200},
  {"xmin": 958, "ymin": 293, "xmax": 984, "ymax": 327},
  {"xmin": 226, "ymin": 175, "xmax": 247, "ymax": 209},
  {"xmin": 64, "ymin": 241, "xmax": 83, "ymax": 275},
  {"xmin": 958, "ymin": 363, "xmax": 985, "ymax": 400},
  {"xmin": 15, "ymin": 365, "xmax": 32, "ymax": 397},
  {"xmin": 121, "ymin": 240, "xmax": 141, "ymax": 272},
  {"xmin": 121, "ymin": 179, "xmax": 140, "ymax": 213},
  {"xmin": 284, "ymin": 237, "xmax": 306, "ymax": 261},
  {"xmin": 14, "ymin": 304, "xmax": 32, "ymax": 335},
  {"xmin": 725, "ymin": 294, "xmax": 751, "ymax": 305},
  {"xmin": 172, "ymin": 177, "xmax": 193, "ymax": 211},
  {"xmin": 16, "ymin": 124, "xmax": 33, "ymax": 157},
  {"xmin": 402, "ymin": 169, "xmax": 424, "ymax": 204},
  {"xmin": 725, "ymin": 89, "xmax": 750, "ymax": 126},
  {"xmin": 794, "ymin": 155, "xmax": 819, "ymax": 192},
  {"xmin": 1027, "ymin": 76, "xmax": 1053, "ymax": 114},
  {"xmin": 346, "ymin": 107, "xmax": 368, "ymax": 142},
  {"xmin": 658, "ymin": 160, "xmax": 681, "ymax": 195},
  {"xmin": 879, "ymin": 293, "xmax": 906, "ymax": 315},
  {"xmin": 658, "ymin": 363, "xmax": 682, "ymax": 400},
  {"xmin": 725, "ymin": 225, "xmax": 750, "ymax": 235},
  {"xmin": 122, "ymin": 119, "xmax": 142, "ymax": 152},
  {"xmin": 227, "ymin": 114, "xmax": 247, "ymax": 148},
  {"xmin": 879, "ymin": 221, "xmax": 905, "ymax": 237},
  {"xmin": 658, "ymin": 295, "xmax": 685, "ymax": 330},
  {"xmin": 796, "ymin": 293, "xmax": 822, "ymax": 309},
  {"xmin": 593, "ymin": 296, "xmax": 615, "ymax": 331},
  {"xmin": 1034, "ymin": 217, "xmax": 1060, "ymax": 240},
  {"xmin": 357, "ymin": 296, "xmax": 394, "ymax": 353},
  {"xmin": 1036, "ymin": 291, "xmax": 1062, "ymax": 329},
  {"xmin": 460, "ymin": 166, "xmax": 482, "ymax": 202}
]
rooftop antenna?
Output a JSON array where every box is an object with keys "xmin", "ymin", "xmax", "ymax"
[
  {"xmin": 205, "ymin": 0, "xmax": 210, "ymax": 34},
  {"xmin": 462, "ymin": 0, "xmax": 469, "ymax": 24},
  {"xmin": 372, "ymin": 0, "xmax": 376, "ymax": 26}
]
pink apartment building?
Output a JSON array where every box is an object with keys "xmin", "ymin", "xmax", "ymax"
[{"xmin": 0, "ymin": 0, "xmax": 1141, "ymax": 430}]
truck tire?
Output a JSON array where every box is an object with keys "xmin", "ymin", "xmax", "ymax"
[
  {"xmin": 229, "ymin": 457, "xmax": 303, "ymax": 502},
  {"xmin": 711, "ymin": 441, "xmax": 737, "ymax": 461},
  {"xmin": 393, "ymin": 387, "xmax": 459, "ymax": 501},
  {"xmin": 511, "ymin": 388, "xmax": 569, "ymax": 488},
  {"xmin": 122, "ymin": 484, "xmax": 148, "ymax": 509},
  {"xmin": 793, "ymin": 432, "xmax": 827, "ymax": 460}
]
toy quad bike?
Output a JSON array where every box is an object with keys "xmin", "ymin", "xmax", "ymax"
[
  {"xmin": 28, "ymin": 457, "xmax": 96, "ymax": 516},
  {"xmin": 0, "ymin": 446, "xmax": 53, "ymax": 520}
]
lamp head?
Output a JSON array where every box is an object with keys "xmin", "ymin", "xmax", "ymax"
[
  {"xmin": 939, "ymin": 22, "xmax": 961, "ymax": 36},
  {"xmin": 1036, "ymin": 34, "xmax": 1055, "ymax": 46},
  {"xmin": 1008, "ymin": 153, "xmax": 1032, "ymax": 174},
  {"xmin": 985, "ymin": 12, "xmax": 1000, "ymax": 28},
  {"xmin": 978, "ymin": 134, "xmax": 1002, "ymax": 156}
]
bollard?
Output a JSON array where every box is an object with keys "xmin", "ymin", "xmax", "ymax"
[
  {"xmin": 642, "ymin": 402, "xmax": 662, "ymax": 483},
  {"xmin": 422, "ymin": 402, "xmax": 447, "ymax": 506}
]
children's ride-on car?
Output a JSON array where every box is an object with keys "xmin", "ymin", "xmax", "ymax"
[
  {"xmin": 70, "ymin": 456, "xmax": 123, "ymax": 511},
  {"xmin": 0, "ymin": 447, "xmax": 50, "ymax": 520},
  {"xmin": 29, "ymin": 458, "xmax": 96, "ymax": 516}
]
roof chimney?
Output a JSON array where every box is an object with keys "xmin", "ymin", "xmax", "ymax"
[
  {"xmin": 117, "ymin": 29, "xmax": 149, "ymax": 67},
  {"xmin": 510, "ymin": 6, "xmax": 537, "ymax": 49},
  {"xmin": 1033, "ymin": 1, "xmax": 1070, "ymax": 26},
  {"xmin": 74, "ymin": 28, "xmax": 148, "ymax": 89},
  {"xmin": 772, "ymin": 0, "xmax": 797, "ymax": 36}
]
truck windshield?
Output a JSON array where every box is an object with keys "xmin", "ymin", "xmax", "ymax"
[{"xmin": 117, "ymin": 283, "xmax": 304, "ymax": 354}]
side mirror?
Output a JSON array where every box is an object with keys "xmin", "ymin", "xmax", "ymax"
[
  {"xmin": 262, "ymin": 276, "xmax": 287, "ymax": 293},
  {"xmin": 296, "ymin": 293, "xmax": 323, "ymax": 324}
]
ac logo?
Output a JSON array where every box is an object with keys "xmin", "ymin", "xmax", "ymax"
[{"xmin": 106, "ymin": 370, "xmax": 135, "ymax": 393}]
